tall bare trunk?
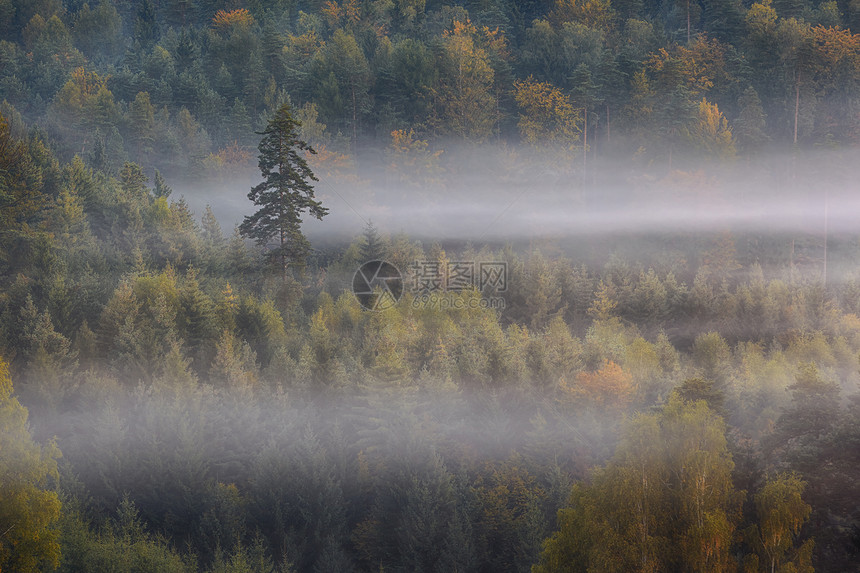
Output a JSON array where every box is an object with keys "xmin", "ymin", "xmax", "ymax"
[
  {"xmin": 606, "ymin": 104, "xmax": 610, "ymax": 144},
  {"xmin": 279, "ymin": 222, "xmax": 288, "ymax": 284},
  {"xmin": 687, "ymin": 0, "xmax": 691, "ymax": 44},
  {"xmin": 593, "ymin": 116, "xmax": 598, "ymax": 186},
  {"xmin": 823, "ymin": 188, "xmax": 828, "ymax": 286},
  {"xmin": 582, "ymin": 108, "xmax": 588, "ymax": 190},
  {"xmin": 279, "ymin": 143, "xmax": 288, "ymax": 284},
  {"xmin": 583, "ymin": 108, "xmax": 587, "ymax": 172},
  {"xmin": 352, "ymin": 84, "xmax": 357, "ymax": 153},
  {"xmin": 794, "ymin": 71, "xmax": 800, "ymax": 145},
  {"xmin": 790, "ymin": 238, "xmax": 795, "ymax": 273}
]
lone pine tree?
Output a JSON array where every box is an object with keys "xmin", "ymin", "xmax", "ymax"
[
  {"xmin": 360, "ymin": 220, "xmax": 385, "ymax": 261},
  {"xmin": 240, "ymin": 103, "xmax": 328, "ymax": 279}
]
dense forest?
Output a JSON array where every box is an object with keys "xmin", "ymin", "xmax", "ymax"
[
  {"xmin": 2, "ymin": 0, "xmax": 860, "ymax": 572},
  {"xmin": 0, "ymin": 0, "xmax": 858, "ymax": 174}
]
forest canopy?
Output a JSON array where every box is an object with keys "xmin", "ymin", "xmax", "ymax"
[
  {"xmin": 1, "ymin": 0, "xmax": 859, "ymax": 572},
  {"xmin": 0, "ymin": 0, "xmax": 858, "ymax": 179}
]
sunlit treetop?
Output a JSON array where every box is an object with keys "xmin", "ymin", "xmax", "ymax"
[
  {"xmin": 514, "ymin": 76, "xmax": 582, "ymax": 149},
  {"xmin": 646, "ymin": 35, "xmax": 730, "ymax": 96},
  {"xmin": 67, "ymin": 67, "xmax": 109, "ymax": 96},
  {"xmin": 442, "ymin": 18, "xmax": 509, "ymax": 56},
  {"xmin": 549, "ymin": 0, "xmax": 616, "ymax": 31},
  {"xmin": 211, "ymin": 8, "xmax": 255, "ymax": 33},
  {"xmin": 321, "ymin": 0, "xmax": 361, "ymax": 29}
]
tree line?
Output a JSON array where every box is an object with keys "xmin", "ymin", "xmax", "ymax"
[
  {"xmin": 2, "ymin": 105, "xmax": 860, "ymax": 570},
  {"xmin": 0, "ymin": 0, "xmax": 859, "ymax": 180}
]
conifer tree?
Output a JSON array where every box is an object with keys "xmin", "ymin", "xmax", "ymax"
[
  {"xmin": 153, "ymin": 169, "xmax": 172, "ymax": 199},
  {"xmin": 240, "ymin": 103, "xmax": 327, "ymax": 279},
  {"xmin": 359, "ymin": 220, "xmax": 384, "ymax": 262}
]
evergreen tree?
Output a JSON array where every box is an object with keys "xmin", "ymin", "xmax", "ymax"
[
  {"xmin": 0, "ymin": 113, "xmax": 44, "ymax": 256},
  {"xmin": 239, "ymin": 103, "xmax": 327, "ymax": 279},
  {"xmin": 153, "ymin": 169, "xmax": 172, "ymax": 199},
  {"xmin": 179, "ymin": 267, "xmax": 215, "ymax": 370},
  {"xmin": 88, "ymin": 134, "xmax": 108, "ymax": 173},
  {"xmin": 202, "ymin": 206, "xmax": 223, "ymax": 246},
  {"xmin": 359, "ymin": 220, "xmax": 385, "ymax": 262},
  {"xmin": 133, "ymin": 0, "xmax": 160, "ymax": 50},
  {"xmin": 735, "ymin": 86, "xmax": 770, "ymax": 155}
]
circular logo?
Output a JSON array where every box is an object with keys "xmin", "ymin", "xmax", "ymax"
[{"xmin": 352, "ymin": 260, "xmax": 403, "ymax": 311}]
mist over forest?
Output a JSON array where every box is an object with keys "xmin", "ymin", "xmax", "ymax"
[{"xmin": 1, "ymin": 0, "xmax": 860, "ymax": 572}]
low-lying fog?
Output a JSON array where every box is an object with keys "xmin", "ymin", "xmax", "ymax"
[{"xmin": 175, "ymin": 149, "xmax": 858, "ymax": 247}]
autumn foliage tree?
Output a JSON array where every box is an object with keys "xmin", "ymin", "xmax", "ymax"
[
  {"xmin": 211, "ymin": 9, "xmax": 255, "ymax": 33},
  {"xmin": 561, "ymin": 359, "xmax": 635, "ymax": 411},
  {"xmin": 534, "ymin": 395, "xmax": 744, "ymax": 572},
  {"xmin": 549, "ymin": 0, "xmax": 616, "ymax": 31},
  {"xmin": 0, "ymin": 358, "xmax": 62, "ymax": 573},
  {"xmin": 514, "ymin": 77, "xmax": 582, "ymax": 152},
  {"xmin": 436, "ymin": 20, "xmax": 498, "ymax": 142},
  {"xmin": 49, "ymin": 68, "xmax": 118, "ymax": 150},
  {"xmin": 684, "ymin": 98, "xmax": 736, "ymax": 158},
  {"xmin": 743, "ymin": 472, "xmax": 814, "ymax": 573}
]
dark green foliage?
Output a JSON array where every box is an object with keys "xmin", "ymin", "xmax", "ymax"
[
  {"xmin": 134, "ymin": 0, "xmax": 160, "ymax": 50},
  {"xmin": 735, "ymin": 86, "xmax": 770, "ymax": 154},
  {"xmin": 72, "ymin": 1, "xmax": 124, "ymax": 64},
  {"xmin": 178, "ymin": 267, "xmax": 216, "ymax": 370},
  {"xmin": 240, "ymin": 103, "xmax": 327, "ymax": 277},
  {"xmin": 153, "ymin": 169, "xmax": 172, "ymax": 199},
  {"xmin": 676, "ymin": 376, "xmax": 727, "ymax": 416},
  {"xmin": 0, "ymin": 113, "xmax": 46, "ymax": 268}
]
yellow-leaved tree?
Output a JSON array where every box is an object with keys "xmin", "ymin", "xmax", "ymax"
[
  {"xmin": 514, "ymin": 77, "xmax": 582, "ymax": 152},
  {"xmin": 549, "ymin": 0, "xmax": 616, "ymax": 31},
  {"xmin": 533, "ymin": 394, "xmax": 743, "ymax": 572},
  {"xmin": 533, "ymin": 392, "xmax": 816, "ymax": 571},
  {"xmin": 436, "ymin": 20, "xmax": 498, "ymax": 142},
  {"xmin": 211, "ymin": 8, "xmax": 255, "ymax": 33},
  {"xmin": 743, "ymin": 473, "xmax": 814, "ymax": 573},
  {"xmin": 388, "ymin": 128, "xmax": 445, "ymax": 188},
  {"xmin": 49, "ymin": 68, "xmax": 118, "ymax": 151},
  {"xmin": 0, "ymin": 357, "xmax": 62, "ymax": 572},
  {"xmin": 685, "ymin": 98, "xmax": 736, "ymax": 158}
]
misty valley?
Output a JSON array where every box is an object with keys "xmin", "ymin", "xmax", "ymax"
[{"xmin": 2, "ymin": 0, "xmax": 860, "ymax": 572}]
